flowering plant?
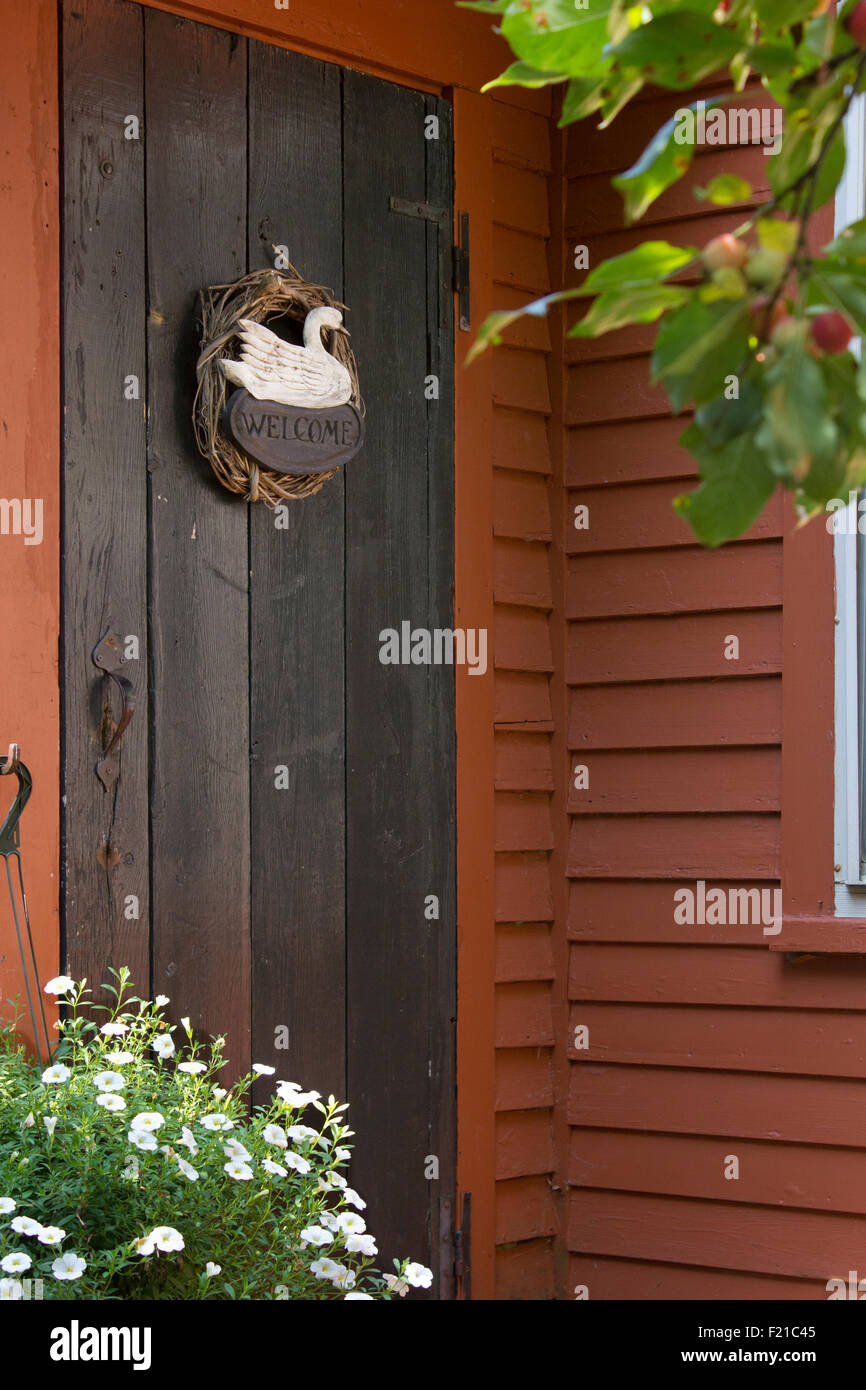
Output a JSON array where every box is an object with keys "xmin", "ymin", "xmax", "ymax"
[{"xmin": 0, "ymin": 970, "xmax": 432, "ymax": 1300}]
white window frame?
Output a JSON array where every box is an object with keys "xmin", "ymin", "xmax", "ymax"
[{"xmin": 834, "ymin": 91, "xmax": 866, "ymax": 911}]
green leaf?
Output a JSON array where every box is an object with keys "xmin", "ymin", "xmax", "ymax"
[
  {"xmin": 674, "ymin": 423, "xmax": 776, "ymax": 547},
  {"xmin": 560, "ymin": 75, "xmax": 608, "ymax": 123},
  {"xmin": 810, "ymin": 123, "xmax": 847, "ymax": 213},
  {"xmin": 756, "ymin": 345, "xmax": 841, "ymax": 493},
  {"xmin": 570, "ymin": 284, "xmax": 689, "ymax": 338},
  {"xmin": 693, "ymin": 375, "xmax": 764, "ymax": 446},
  {"xmin": 612, "ymin": 99, "xmax": 728, "ymax": 223},
  {"xmin": 465, "ymin": 290, "xmax": 575, "ymax": 364},
  {"xmin": 754, "ymin": 0, "xmax": 820, "ymax": 24},
  {"xmin": 694, "ymin": 172, "xmax": 752, "ymax": 206},
  {"xmin": 651, "ymin": 298, "xmax": 751, "ymax": 412},
  {"xmin": 811, "ymin": 270, "xmax": 866, "ymax": 337},
  {"xmin": 824, "ymin": 216, "xmax": 866, "ymax": 267},
  {"xmin": 742, "ymin": 39, "xmax": 797, "ymax": 76},
  {"xmin": 580, "ymin": 240, "xmax": 697, "ymax": 295},
  {"xmin": 606, "ymin": 12, "xmax": 743, "ymax": 89},
  {"xmin": 482, "ymin": 61, "xmax": 567, "ymax": 92},
  {"xmin": 502, "ymin": 0, "xmax": 616, "ymax": 80},
  {"xmin": 756, "ymin": 218, "xmax": 799, "ymax": 256}
]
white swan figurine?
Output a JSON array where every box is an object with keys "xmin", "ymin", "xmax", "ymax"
[{"xmin": 220, "ymin": 308, "xmax": 352, "ymax": 408}]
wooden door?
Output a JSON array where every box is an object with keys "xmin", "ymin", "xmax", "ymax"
[{"xmin": 61, "ymin": 0, "xmax": 456, "ymax": 1293}]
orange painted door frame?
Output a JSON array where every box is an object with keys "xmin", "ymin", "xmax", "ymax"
[{"xmin": 4, "ymin": 0, "xmax": 505, "ymax": 1298}]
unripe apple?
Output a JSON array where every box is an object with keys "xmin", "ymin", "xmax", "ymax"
[
  {"xmin": 702, "ymin": 233, "xmax": 747, "ymax": 272},
  {"xmin": 847, "ymin": 0, "xmax": 866, "ymax": 48},
  {"xmin": 770, "ymin": 314, "xmax": 808, "ymax": 350},
  {"xmin": 745, "ymin": 248, "xmax": 787, "ymax": 288},
  {"xmin": 811, "ymin": 310, "xmax": 853, "ymax": 355},
  {"xmin": 711, "ymin": 266, "xmax": 748, "ymax": 299}
]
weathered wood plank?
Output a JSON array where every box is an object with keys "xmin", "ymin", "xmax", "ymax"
[
  {"xmin": 62, "ymin": 0, "xmax": 149, "ymax": 999},
  {"xmin": 567, "ymin": 748, "xmax": 780, "ymax": 815},
  {"xmin": 569, "ymin": 677, "xmax": 782, "ymax": 749}
]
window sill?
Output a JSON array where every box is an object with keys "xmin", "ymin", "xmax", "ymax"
[{"xmin": 770, "ymin": 917, "xmax": 866, "ymax": 954}]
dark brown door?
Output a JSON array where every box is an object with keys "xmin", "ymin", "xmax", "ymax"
[{"xmin": 61, "ymin": 0, "xmax": 456, "ymax": 1292}]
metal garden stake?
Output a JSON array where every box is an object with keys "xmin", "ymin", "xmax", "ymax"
[{"xmin": 0, "ymin": 744, "xmax": 51, "ymax": 1063}]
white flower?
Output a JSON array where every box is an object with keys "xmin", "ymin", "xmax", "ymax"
[
  {"xmin": 0, "ymin": 1279, "xmax": 22, "ymax": 1300},
  {"xmin": 253, "ymin": 1063, "xmax": 275, "ymax": 1075},
  {"xmin": 344, "ymin": 1292, "xmax": 373, "ymax": 1300},
  {"xmin": 180, "ymin": 1017, "xmax": 191, "ymax": 1032},
  {"xmin": 43, "ymin": 1116, "xmax": 58, "ymax": 1136},
  {"xmin": 284, "ymin": 1151, "xmax": 311, "ymax": 1175},
  {"xmin": 223, "ymin": 1139, "xmax": 252, "ymax": 1162},
  {"xmin": 343, "ymin": 1187, "xmax": 366, "ymax": 1210},
  {"xmin": 179, "ymin": 1126, "xmax": 198, "ymax": 1155},
  {"xmin": 154, "ymin": 995, "xmax": 170, "ymax": 1007},
  {"xmin": 37, "ymin": 1226, "xmax": 66, "ymax": 1246},
  {"xmin": 1, "ymin": 1252, "xmax": 31, "ymax": 1274},
  {"xmin": 299, "ymin": 1225, "xmax": 333, "ymax": 1247},
  {"xmin": 133, "ymin": 1234, "xmax": 155, "ymax": 1256},
  {"xmin": 199, "ymin": 1113, "xmax": 233, "ymax": 1132},
  {"xmin": 310, "ymin": 1257, "xmax": 341, "ymax": 1280},
  {"xmin": 336, "ymin": 1212, "xmax": 366, "ymax": 1235},
  {"xmin": 130, "ymin": 1111, "xmax": 165, "ymax": 1133},
  {"xmin": 335, "ymin": 1148, "xmax": 352, "ymax": 1162},
  {"xmin": 345, "ymin": 1233, "xmax": 378, "ymax": 1257},
  {"xmin": 41, "ymin": 1064, "xmax": 70, "ymax": 1085},
  {"xmin": 96, "ymin": 1093, "xmax": 126, "ymax": 1112},
  {"xmin": 383, "ymin": 1273, "xmax": 410, "ymax": 1296},
  {"xmin": 100, "ymin": 1022, "xmax": 128, "ymax": 1036},
  {"xmin": 43, "ymin": 975, "xmax": 76, "ymax": 996},
  {"xmin": 10, "ymin": 1216, "xmax": 42, "ymax": 1237},
  {"xmin": 152, "ymin": 1035, "xmax": 175, "ymax": 1059},
  {"xmin": 52, "ymin": 1252, "xmax": 86, "ymax": 1281},
  {"xmin": 286, "ymin": 1125, "xmax": 318, "ymax": 1143},
  {"xmin": 275, "ymin": 1081, "xmax": 321, "ymax": 1108},
  {"xmin": 105, "ymin": 1050, "xmax": 134, "ymax": 1065},
  {"xmin": 211, "ymin": 1086, "xmax": 227, "ymax": 1100},
  {"xmin": 261, "ymin": 1159, "xmax": 287, "ymax": 1178},
  {"xmin": 317, "ymin": 1171, "xmax": 346, "ymax": 1192},
  {"xmin": 332, "ymin": 1267, "xmax": 356, "ymax": 1290},
  {"xmin": 319, "ymin": 1212, "xmax": 340, "ymax": 1231},
  {"xmin": 262, "ymin": 1124, "xmax": 287, "ymax": 1149},
  {"xmin": 205, "ymin": 1262, "xmax": 221, "ymax": 1277},
  {"xmin": 404, "ymin": 1262, "xmax": 433, "ymax": 1289},
  {"xmin": 177, "ymin": 1061, "xmax": 207, "ymax": 1074},
  {"xmin": 94, "ymin": 1070, "xmax": 125, "ymax": 1092},
  {"xmin": 23, "ymin": 1112, "xmax": 34, "ymax": 1127},
  {"xmin": 177, "ymin": 1157, "xmax": 199, "ymax": 1182},
  {"xmin": 151, "ymin": 1225, "xmax": 184, "ymax": 1253},
  {"xmin": 0, "ymin": 1199, "xmax": 15, "ymax": 1215},
  {"xmin": 128, "ymin": 1129, "xmax": 158, "ymax": 1152},
  {"xmin": 223, "ymin": 1161, "xmax": 254, "ymax": 1181}
]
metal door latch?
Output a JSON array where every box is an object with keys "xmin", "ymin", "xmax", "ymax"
[{"xmin": 91, "ymin": 629, "xmax": 135, "ymax": 791}]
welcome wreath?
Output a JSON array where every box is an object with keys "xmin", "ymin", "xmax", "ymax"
[{"xmin": 193, "ymin": 265, "xmax": 364, "ymax": 507}]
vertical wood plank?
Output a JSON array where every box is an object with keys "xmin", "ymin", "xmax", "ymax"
[
  {"xmin": 247, "ymin": 43, "xmax": 346, "ymax": 1103},
  {"xmin": 62, "ymin": 0, "xmax": 150, "ymax": 999},
  {"xmin": 144, "ymin": 10, "xmax": 250, "ymax": 1075},
  {"xmin": 343, "ymin": 70, "xmax": 455, "ymax": 1288}
]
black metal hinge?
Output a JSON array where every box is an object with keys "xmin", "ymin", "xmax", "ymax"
[{"xmin": 389, "ymin": 197, "xmax": 470, "ymax": 331}]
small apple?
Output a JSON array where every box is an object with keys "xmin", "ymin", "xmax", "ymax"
[
  {"xmin": 710, "ymin": 266, "xmax": 748, "ymax": 299},
  {"xmin": 770, "ymin": 314, "xmax": 808, "ymax": 349},
  {"xmin": 847, "ymin": 0, "xmax": 866, "ymax": 48},
  {"xmin": 745, "ymin": 248, "xmax": 787, "ymax": 288},
  {"xmin": 811, "ymin": 310, "xmax": 853, "ymax": 355},
  {"xmin": 702, "ymin": 233, "xmax": 747, "ymax": 272}
]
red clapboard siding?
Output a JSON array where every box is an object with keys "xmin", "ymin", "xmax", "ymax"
[
  {"xmin": 495, "ymin": 732, "xmax": 554, "ymax": 790},
  {"xmin": 495, "ymin": 538, "xmax": 552, "ymax": 609},
  {"xmin": 569, "ymin": 211, "xmax": 742, "ymax": 290},
  {"xmin": 489, "ymin": 284, "xmax": 553, "ymax": 352},
  {"xmin": 495, "ymin": 349, "xmax": 552, "ymax": 414},
  {"xmin": 567, "ymin": 355, "xmax": 671, "ymax": 425},
  {"xmin": 497, "ymin": 1176, "xmax": 558, "ymax": 1243},
  {"xmin": 492, "ymin": 105, "xmax": 553, "ymax": 173},
  {"xmin": 567, "ymin": 1189, "xmax": 866, "ymax": 1280},
  {"xmin": 494, "ymin": 671, "xmax": 552, "ymax": 726},
  {"xmin": 496, "ymin": 1240, "xmax": 556, "ymax": 1300},
  {"xmin": 567, "ymin": 610, "xmax": 781, "ymax": 685},
  {"xmin": 568, "ymin": 878, "xmax": 782, "ymax": 945},
  {"xmin": 566, "ymin": 416, "xmax": 696, "ymax": 487},
  {"xmin": 494, "ymin": 470, "xmax": 552, "ymax": 541},
  {"xmin": 567, "ymin": 543, "xmax": 782, "ymax": 618},
  {"xmin": 496, "ymin": 606, "xmax": 553, "ymax": 674},
  {"xmin": 497, "ymin": 981, "xmax": 554, "ymax": 1048},
  {"xmin": 494, "ymin": 406, "xmax": 552, "ymax": 475},
  {"xmin": 569, "ymin": 677, "xmax": 782, "ymax": 749},
  {"xmin": 567, "ymin": 1003, "xmax": 866, "ymax": 1077},
  {"xmin": 566, "ymin": 482, "xmax": 783, "ymax": 554},
  {"xmin": 567, "ymin": 748, "xmax": 780, "ymax": 815},
  {"xmin": 496, "ymin": 1109, "xmax": 556, "ymax": 1180},
  {"xmin": 496, "ymin": 921, "xmax": 554, "ymax": 982},
  {"xmin": 566, "ymin": 814, "xmax": 780, "ymax": 879},
  {"xmin": 493, "ymin": 224, "xmax": 550, "ymax": 294},
  {"xmin": 496, "ymin": 852, "xmax": 554, "ymax": 923},
  {"xmin": 570, "ymin": 1065, "xmax": 866, "ymax": 1147},
  {"xmin": 493, "ymin": 162, "xmax": 550, "ymax": 237},
  {"xmin": 496, "ymin": 792, "xmax": 554, "ymax": 853},
  {"xmin": 567, "ymin": 1255, "xmax": 824, "ymax": 1301},
  {"xmin": 568, "ymin": 945, "xmax": 866, "ymax": 1011},
  {"xmin": 568, "ymin": 1129, "xmax": 866, "ymax": 1216},
  {"xmin": 496, "ymin": 1046, "xmax": 555, "ymax": 1111},
  {"xmin": 565, "ymin": 312, "xmax": 659, "ymax": 366}
]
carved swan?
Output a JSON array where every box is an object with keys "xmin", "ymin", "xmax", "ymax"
[{"xmin": 220, "ymin": 308, "xmax": 353, "ymax": 409}]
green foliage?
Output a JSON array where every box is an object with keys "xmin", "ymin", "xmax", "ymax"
[
  {"xmin": 0, "ymin": 971, "xmax": 429, "ymax": 1300},
  {"xmin": 465, "ymin": 0, "xmax": 866, "ymax": 545}
]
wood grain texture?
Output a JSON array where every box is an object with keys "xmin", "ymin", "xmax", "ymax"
[
  {"xmin": 566, "ymin": 481, "xmax": 783, "ymax": 554},
  {"xmin": 496, "ymin": 981, "xmax": 554, "ymax": 1049},
  {"xmin": 567, "ymin": 544, "xmax": 782, "ymax": 619},
  {"xmin": 496, "ymin": 1175, "xmax": 557, "ymax": 1243},
  {"xmin": 567, "ymin": 1255, "xmax": 825, "ymax": 1301},
  {"xmin": 565, "ymin": 416, "xmax": 696, "ymax": 487},
  {"xmin": 567, "ymin": 814, "xmax": 780, "ymax": 879},
  {"xmin": 569, "ymin": 677, "xmax": 782, "ymax": 749},
  {"xmin": 496, "ymin": 1047, "xmax": 554, "ymax": 1111},
  {"xmin": 496, "ymin": 1109, "xmax": 555, "ymax": 1180},
  {"xmin": 567, "ymin": 748, "xmax": 780, "ymax": 815},
  {"xmin": 566, "ymin": 610, "xmax": 781, "ymax": 685},
  {"xmin": 62, "ymin": 0, "xmax": 150, "ymax": 997}
]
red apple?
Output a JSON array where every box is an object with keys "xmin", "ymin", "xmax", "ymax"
[
  {"xmin": 811, "ymin": 310, "xmax": 853, "ymax": 355},
  {"xmin": 702, "ymin": 233, "xmax": 747, "ymax": 272},
  {"xmin": 847, "ymin": 0, "xmax": 866, "ymax": 48}
]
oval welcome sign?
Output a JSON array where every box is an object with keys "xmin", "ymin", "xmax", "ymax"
[{"xmin": 223, "ymin": 388, "xmax": 365, "ymax": 477}]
